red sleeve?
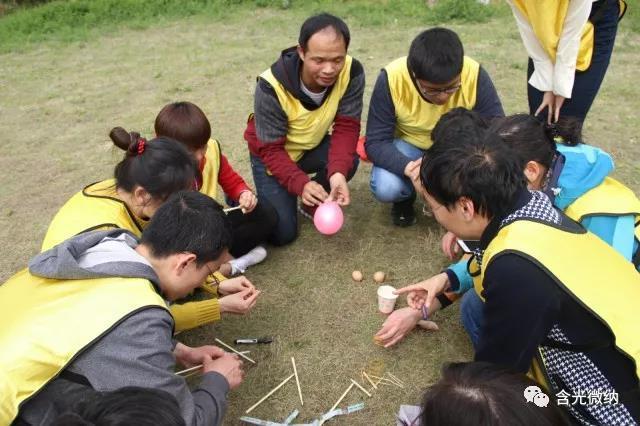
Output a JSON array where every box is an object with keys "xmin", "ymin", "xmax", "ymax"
[
  {"xmin": 244, "ymin": 117, "xmax": 310, "ymax": 196},
  {"xmin": 328, "ymin": 115, "xmax": 360, "ymax": 178},
  {"xmin": 218, "ymin": 154, "xmax": 250, "ymax": 202}
]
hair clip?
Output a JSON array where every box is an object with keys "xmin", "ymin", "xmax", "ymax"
[{"xmin": 137, "ymin": 138, "xmax": 146, "ymax": 155}]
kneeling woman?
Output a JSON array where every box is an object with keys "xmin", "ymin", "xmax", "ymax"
[{"xmin": 42, "ymin": 129, "xmax": 259, "ymax": 333}]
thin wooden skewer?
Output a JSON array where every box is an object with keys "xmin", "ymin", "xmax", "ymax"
[
  {"xmin": 223, "ymin": 205, "xmax": 245, "ymax": 213},
  {"xmin": 291, "ymin": 357, "xmax": 304, "ymax": 406},
  {"xmin": 245, "ymin": 374, "xmax": 295, "ymax": 414},
  {"xmin": 214, "ymin": 338, "xmax": 256, "ymax": 364},
  {"xmin": 175, "ymin": 364, "xmax": 202, "ymax": 375},
  {"xmin": 350, "ymin": 379, "xmax": 372, "ymax": 397},
  {"xmin": 387, "ymin": 372, "xmax": 405, "ymax": 387},
  {"xmin": 329, "ymin": 382, "xmax": 354, "ymax": 412},
  {"xmin": 362, "ymin": 371, "xmax": 377, "ymax": 390}
]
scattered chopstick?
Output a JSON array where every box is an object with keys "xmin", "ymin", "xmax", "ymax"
[
  {"xmin": 214, "ymin": 338, "xmax": 256, "ymax": 364},
  {"xmin": 223, "ymin": 205, "xmax": 245, "ymax": 213},
  {"xmin": 362, "ymin": 371, "xmax": 377, "ymax": 390},
  {"xmin": 291, "ymin": 357, "xmax": 304, "ymax": 406},
  {"xmin": 330, "ymin": 382, "xmax": 354, "ymax": 412},
  {"xmin": 175, "ymin": 364, "xmax": 202, "ymax": 376},
  {"xmin": 245, "ymin": 374, "xmax": 295, "ymax": 414},
  {"xmin": 387, "ymin": 372, "xmax": 405, "ymax": 388},
  {"xmin": 350, "ymin": 379, "xmax": 372, "ymax": 397}
]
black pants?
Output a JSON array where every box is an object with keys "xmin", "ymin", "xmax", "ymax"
[
  {"xmin": 527, "ymin": 0, "xmax": 620, "ymax": 123},
  {"xmin": 227, "ymin": 199, "xmax": 278, "ymax": 258}
]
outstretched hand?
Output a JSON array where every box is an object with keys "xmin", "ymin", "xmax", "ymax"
[{"xmin": 394, "ymin": 272, "xmax": 450, "ymax": 311}]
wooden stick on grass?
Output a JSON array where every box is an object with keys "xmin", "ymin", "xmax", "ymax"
[
  {"xmin": 214, "ymin": 338, "xmax": 256, "ymax": 364},
  {"xmin": 245, "ymin": 374, "xmax": 295, "ymax": 414},
  {"xmin": 362, "ymin": 371, "xmax": 377, "ymax": 390},
  {"xmin": 329, "ymin": 382, "xmax": 355, "ymax": 412},
  {"xmin": 350, "ymin": 379, "xmax": 372, "ymax": 397},
  {"xmin": 291, "ymin": 357, "xmax": 304, "ymax": 406}
]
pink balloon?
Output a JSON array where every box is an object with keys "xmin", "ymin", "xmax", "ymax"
[{"xmin": 313, "ymin": 201, "xmax": 344, "ymax": 235}]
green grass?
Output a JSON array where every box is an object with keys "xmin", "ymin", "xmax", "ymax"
[{"xmin": 1, "ymin": 1, "xmax": 639, "ymax": 425}]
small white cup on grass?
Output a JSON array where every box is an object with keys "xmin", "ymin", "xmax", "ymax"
[{"xmin": 377, "ymin": 285, "xmax": 398, "ymax": 314}]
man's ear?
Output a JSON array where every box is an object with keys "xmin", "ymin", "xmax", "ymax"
[
  {"xmin": 175, "ymin": 253, "xmax": 197, "ymax": 276},
  {"xmin": 458, "ymin": 197, "xmax": 476, "ymax": 221},
  {"xmin": 297, "ymin": 45, "xmax": 305, "ymax": 60},
  {"xmin": 523, "ymin": 161, "xmax": 541, "ymax": 185}
]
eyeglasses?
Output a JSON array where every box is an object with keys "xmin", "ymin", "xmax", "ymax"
[
  {"xmin": 204, "ymin": 262, "xmax": 220, "ymax": 286},
  {"xmin": 419, "ymin": 83, "xmax": 461, "ymax": 97}
]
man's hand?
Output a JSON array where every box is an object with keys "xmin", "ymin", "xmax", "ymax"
[
  {"xmin": 301, "ymin": 181, "xmax": 329, "ymax": 206},
  {"xmin": 238, "ymin": 191, "xmax": 258, "ymax": 213},
  {"xmin": 394, "ymin": 273, "xmax": 450, "ymax": 311},
  {"xmin": 218, "ymin": 276, "xmax": 255, "ymax": 296},
  {"xmin": 328, "ymin": 173, "xmax": 350, "ymax": 206},
  {"xmin": 403, "ymin": 158, "xmax": 422, "ymax": 183},
  {"xmin": 374, "ymin": 307, "xmax": 422, "ymax": 348},
  {"xmin": 535, "ymin": 91, "xmax": 566, "ymax": 124},
  {"xmin": 219, "ymin": 288, "xmax": 261, "ymax": 315},
  {"xmin": 174, "ymin": 342, "xmax": 226, "ymax": 368},
  {"xmin": 203, "ymin": 353, "xmax": 245, "ymax": 390},
  {"xmin": 441, "ymin": 231, "xmax": 460, "ymax": 260}
]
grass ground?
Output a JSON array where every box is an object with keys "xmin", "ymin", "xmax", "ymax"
[{"xmin": 0, "ymin": 2, "xmax": 638, "ymax": 425}]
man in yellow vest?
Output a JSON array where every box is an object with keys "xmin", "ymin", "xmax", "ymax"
[
  {"xmin": 1, "ymin": 192, "xmax": 244, "ymax": 426},
  {"xmin": 365, "ymin": 28, "xmax": 504, "ymax": 227},
  {"xmin": 392, "ymin": 132, "xmax": 640, "ymax": 424},
  {"xmin": 244, "ymin": 13, "xmax": 364, "ymax": 245}
]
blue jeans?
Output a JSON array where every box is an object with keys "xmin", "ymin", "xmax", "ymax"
[
  {"xmin": 369, "ymin": 139, "xmax": 424, "ymax": 203},
  {"xmin": 527, "ymin": 0, "xmax": 620, "ymax": 122},
  {"xmin": 460, "ymin": 289, "xmax": 485, "ymax": 350},
  {"xmin": 250, "ymin": 136, "xmax": 358, "ymax": 246}
]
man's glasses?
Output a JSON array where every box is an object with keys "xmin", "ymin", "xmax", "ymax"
[{"xmin": 419, "ymin": 83, "xmax": 461, "ymax": 97}]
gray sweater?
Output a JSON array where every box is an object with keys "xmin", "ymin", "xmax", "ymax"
[{"xmin": 17, "ymin": 230, "xmax": 229, "ymax": 426}]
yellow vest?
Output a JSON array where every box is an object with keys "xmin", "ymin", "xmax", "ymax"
[
  {"xmin": 42, "ymin": 179, "xmax": 147, "ymax": 251},
  {"xmin": 0, "ymin": 269, "xmax": 167, "ymax": 424},
  {"xmin": 385, "ymin": 56, "xmax": 479, "ymax": 150},
  {"xmin": 511, "ymin": 0, "xmax": 594, "ymax": 71},
  {"xmin": 199, "ymin": 139, "xmax": 222, "ymax": 202},
  {"xmin": 477, "ymin": 219, "xmax": 640, "ymax": 386},
  {"xmin": 259, "ymin": 55, "xmax": 353, "ymax": 162},
  {"xmin": 564, "ymin": 176, "xmax": 640, "ymax": 245}
]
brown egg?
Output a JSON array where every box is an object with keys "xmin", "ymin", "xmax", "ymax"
[
  {"xmin": 352, "ymin": 270, "xmax": 364, "ymax": 282},
  {"xmin": 373, "ymin": 271, "xmax": 386, "ymax": 283}
]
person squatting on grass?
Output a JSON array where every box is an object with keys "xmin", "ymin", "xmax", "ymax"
[
  {"xmin": 408, "ymin": 362, "xmax": 570, "ymax": 426},
  {"xmin": 244, "ymin": 13, "xmax": 365, "ymax": 245},
  {"xmin": 155, "ymin": 101, "xmax": 278, "ymax": 277},
  {"xmin": 51, "ymin": 387, "xmax": 186, "ymax": 426},
  {"xmin": 1, "ymin": 192, "xmax": 245, "ymax": 426},
  {"xmin": 506, "ymin": 0, "xmax": 626, "ymax": 125},
  {"xmin": 364, "ymin": 27, "xmax": 504, "ymax": 228},
  {"xmin": 42, "ymin": 129, "xmax": 260, "ymax": 333},
  {"xmin": 440, "ymin": 113, "xmax": 640, "ymax": 348},
  {"xmin": 389, "ymin": 128, "xmax": 640, "ymax": 424}
]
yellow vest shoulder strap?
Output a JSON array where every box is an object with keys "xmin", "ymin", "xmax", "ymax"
[
  {"xmin": 0, "ymin": 270, "xmax": 167, "ymax": 424},
  {"xmin": 564, "ymin": 176, "xmax": 640, "ymax": 222},
  {"xmin": 199, "ymin": 139, "xmax": 222, "ymax": 201}
]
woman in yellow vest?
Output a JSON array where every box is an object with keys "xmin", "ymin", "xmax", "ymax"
[
  {"xmin": 507, "ymin": 0, "xmax": 626, "ymax": 123},
  {"xmin": 364, "ymin": 27, "xmax": 504, "ymax": 227},
  {"xmin": 42, "ymin": 130, "xmax": 260, "ymax": 333},
  {"xmin": 154, "ymin": 101, "xmax": 277, "ymax": 277},
  {"xmin": 395, "ymin": 133, "xmax": 640, "ymax": 424}
]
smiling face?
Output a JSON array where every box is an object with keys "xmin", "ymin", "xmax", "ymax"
[{"xmin": 297, "ymin": 27, "xmax": 347, "ymax": 92}]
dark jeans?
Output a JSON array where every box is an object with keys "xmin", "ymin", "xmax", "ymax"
[
  {"xmin": 527, "ymin": 0, "xmax": 620, "ymax": 123},
  {"xmin": 226, "ymin": 199, "xmax": 278, "ymax": 257},
  {"xmin": 250, "ymin": 135, "xmax": 359, "ymax": 246}
]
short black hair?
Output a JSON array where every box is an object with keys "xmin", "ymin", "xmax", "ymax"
[
  {"xmin": 420, "ymin": 131, "xmax": 525, "ymax": 219},
  {"xmin": 419, "ymin": 362, "xmax": 570, "ymax": 426},
  {"xmin": 431, "ymin": 107, "xmax": 488, "ymax": 148},
  {"xmin": 298, "ymin": 13, "xmax": 350, "ymax": 51},
  {"xmin": 141, "ymin": 191, "xmax": 233, "ymax": 266},
  {"xmin": 408, "ymin": 28, "xmax": 464, "ymax": 84},
  {"xmin": 489, "ymin": 114, "xmax": 583, "ymax": 170},
  {"xmin": 51, "ymin": 387, "xmax": 185, "ymax": 426}
]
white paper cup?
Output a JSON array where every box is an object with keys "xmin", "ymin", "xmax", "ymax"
[{"xmin": 377, "ymin": 285, "xmax": 398, "ymax": 314}]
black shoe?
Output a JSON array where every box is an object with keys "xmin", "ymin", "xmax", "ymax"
[{"xmin": 391, "ymin": 197, "xmax": 416, "ymax": 227}]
